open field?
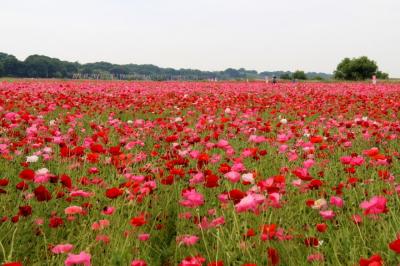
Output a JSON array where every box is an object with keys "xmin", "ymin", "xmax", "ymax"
[{"xmin": 0, "ymin": 81, "xmax": 399, "ymax": 266}]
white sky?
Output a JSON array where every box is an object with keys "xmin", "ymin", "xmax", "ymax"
[{"xmin": 1, "ymin": 0, "xmax": 399, "ymax": 76}]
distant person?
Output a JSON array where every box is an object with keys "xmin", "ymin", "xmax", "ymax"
[
  {"xmin": 272, "ymin": 75, "xmax": 277, "ymax": 84},
  {"xmin": 372, "ymin": 75, "xmax": 377, "ymax": 85}
]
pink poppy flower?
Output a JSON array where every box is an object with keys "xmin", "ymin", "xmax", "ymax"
[
  {"xmin": 231, "ymin": 162, "xmax": 246, "ymax": 172},
  {"xmin": 64, "ymin": 251, "xmax": 91, "ymax": 266},
  {"xmin": 95, "ymin": 235, "xmax": 110, "ymax": 244},
  {"xmin": 330, "ymin": 196, "xmax": 344, "ymax": 208},
  {"xmin": 307, "ymin": 253, "xmax": 325, "ymax": 262},
  {"xmin": 102, "ymin": 206, "xmax": 115, "ymax": 215},
  {"xmin": 303, "ymin": 159, "xmax": 315, "ymax": 169},
  {"xmin": 235, "ymin": 194, "xmax": 265, "ymax": 213},
  {"xmin": 216, "ymin": 139, "xmax": 229, "ymax": 148},
  {"xmin": 179, "ymin": 189, "xmax": 204, "ymax": 208},
  {"xmin": 189, "ymin": 172, "xmax": 204, "ymax": 186},
  {"xmin": 177, "ymin": 235, "xmax": 199, "ymax": 246},
  {"xmin": 278, "ymin": 145, "xmax": 288, "ymax": 153},
  {"xmin": 131, "ymin": 260, "xmax": 147, "ymax": 266},
  {"xmin": 138, "ymin": 233, "xmax": 150, "ymax": 241},
  {"xmin": 51, "ymin": 244, "xmax": 73, "ymax": 254},
  {"xmin": 319, "ymin": 210, "xmax": 335, "ymax": 220},
  {"xmin": 91, "ymin": 219, "xmax": 110, "ymax": 230},
  {"xmin": 360, "ymin": 196, "xmax": 387, "ymax": 215},
  {"xmin": 224, "ymin": 171, "xmax": 241, "ymax": 183},
  {"xmin": 70, "ymin": 190, "xmax": 93, "ymax": 198},
  {"xmin": 64, "ymin": 206, "xmax": 83, "ymax": 215},
  {"xmin": 351, "ymin": 214, "xmax": 363, "ymax": 224}
]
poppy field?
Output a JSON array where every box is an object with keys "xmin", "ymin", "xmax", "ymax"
[{"xmin": 0, "ymin": 80, "xmax": 400, "ymax": 266}]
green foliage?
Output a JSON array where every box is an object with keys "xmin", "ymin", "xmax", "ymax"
[
  {"xmin": 313, "ymin": 76, "xmax": 324, "ymax": 81},
  {"xmin": 334, "ymin": 56, "xmax": 388, "ymax": 80},
  {"xmin": 279, "ymin": 73, "xmax": 292, "ymax": 80},
  {"xmin": 24, "ymin": 55, "xmax": 78, "ymax": 78},
  {"xmin": 292, "ymin": 70, "xmax": 307, "ymax": 80},
  {"xmin": 0, "ymin": 51, "xmax": 333, "ymax": 80},
  {"xmin": 0, "ymin": 62, "xmax": 4, "ymax": 76},
  {"xmin": 376, "ymin": 70, "xmax": 389, "ymax": 80},
  {"xmin": 0, "ymin": 54, "xmax": 25, "ymax": 77}
]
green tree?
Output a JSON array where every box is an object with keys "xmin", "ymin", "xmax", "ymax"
[
  {"xmin": 24, "ymin": 55, "xmax": 51, "ymax": 77},
  {"xmin": 1, "ymin": 54, "xmax": 25, "ymax": 76},
  {"xmin": 376, "ymin": 70, "xmax": 389, "ymax": 80},
  {"xmin": 293, "ymin": 70, "xmax": 307, "ymax": 80},
  {"xmin": 334, "ymin": 56, "xmax": 386, "ymax": 80},
  {"xmin": 223, "ymin": 68, "xmax": 241, "ymax": 79},
  {"xmin": 279, "ymin": 73, "xmax": 292, "ymax": 80},
  {"xmin": 0, "ymin": 62, "xmax": 4, "ymax": 76}
]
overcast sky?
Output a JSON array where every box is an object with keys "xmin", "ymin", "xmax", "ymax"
[{"xmin": 1, "ymin": 0, "xmax": 399, "ymax": 76}]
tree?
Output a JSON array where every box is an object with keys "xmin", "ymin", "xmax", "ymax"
[
  {"xmin": 376, "ymin": 70, "xmax": 389, "ymax": 80},
  {"xmin": 292, "ymin": 70, "xmax": 307, "ymax": 80},
  {"xmin": 1, "ymin": 51, "xmax": 339, "ymax": 81},
  {"xmin": 279, "ymin": 73, "xmax": 292, "ymax": 80},
  {"xmin": 223, "ymin": 68, "xmax": 241, "ymax": 78},
  {"xmin": 0, "ymin": 54, "xmax": 25, "ymax": 76},
  {"xmin": 313, "ymin": 76, "xmax": 324, "ymax": 81},
  {"xmin": 24, "ymin": 55, "xmax": 52, "ymax": 77},
  {"xmin": 334, "ymin": 56, "xmax": 387, "ymax": 80},
  {"xmin": 109, "ymin": 66, "xmax": 129, "ymax": 76}
]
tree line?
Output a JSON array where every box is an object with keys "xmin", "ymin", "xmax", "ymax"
[
  {"xmin": 0, "ymin": 52, "xmax": 332, "ymax": 81},
  {"xmin": 0, "ymin": 52, "xmax": 388, "ymax": 81}
]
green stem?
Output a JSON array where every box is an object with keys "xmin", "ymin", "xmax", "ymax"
[
  {"xmin": 7, "ymin": 226, "xmax": 18, "ymax": 262},
  {"xmin": 0, "ymin": 241, "xmax": 6, "ymax": 262}
]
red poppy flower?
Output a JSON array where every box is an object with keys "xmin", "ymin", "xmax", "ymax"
[
  {"xmin": 105, "ymin": 187, "xmax": 123, "ymax": 199},
  {"xmin": 160, "ymin": 175, "xmax": 174, "ymax": 185},
  {"xmin": 11, "ymin": 215, "xmax": 19, "ymax": 223},
  {"xmin": 108, "ymin": 146, "xmax": 120, "ymax": 156},
  {"xmin": 309, "ymin": 179, "xmax": 323, "ymax": 190},
  {"xmin": 90, "ymin": 143, "xmax": 105, "ymax": 153},
  {"xmin": 60, "ymin": 174, "xmax": 72, "ymax": 188},
  {"xmin": 165, "ymin": 135, "xmax": 178, "ymax": 142},
  {"xmin": 228, "ymin": 189, "xmax": 246, "ymax": 204},
  {"xmin": 34, "ymin": 185, "xmax": 52, "ymax": 201},
  {"xmin": 0, "ymin": 178, "xmax": 9, "ymax": 186},
  {"xmin": 71, "ymin": 146, "xmax": 85, "ymax": 157},
  {"xmin": 306, "ymin": 199, "xmax": 315, "ymax": 207},
  {"xmin": 2, "ymin": 262, "xmax": 23, "ymax": 266},
  {"xmin": 131, "ymin": 215, "xmax": 146, "ymax": 227},
  {"xmin": 18, "ymin": 206, "xmax": 32, "ymax": 217},
  {"xmin": 19, "ymin": 169, "xmax": 35, "ymax": 181},
  {"xmin": 49, "ymin": 216, "xmax": 64, "ymax": 228},
  {"xmin": 267, "ymin": 247, "xmax": 279, "ymax": 266},
  {"xmin": 310, "ymin": 135, "xmax": 323, "ymax": 143},
  {"xmin": 218, "ymin": 163, "xmax": 231, "ymax": 174},
  {"xmin": 389, "ymin": 238, "xmax": 400, "ymax": 253},
  {"xmin": 359, "ymin": 254, "xmax": 383, "ymax": 266},
  {"xmin": 292, "ymin": 168, "xmax": 312, "ymax": 181},
  {"xmin": 87, "ymin": 153, "xmax": 100, "ymax": 163},
  {"xmin": 316, "ymin": 223, "xmax": 327, "ymax": 233},
  {"xmin": 204, "ymin": 174, "xmax": 219, "ymax": 188},
  {"xmin": 304, "ymin": 237, "xmax": 319, "ymax": 247},
  {"xmin": 15, "ymin": 181, "xmax": 29, "ymax": 191}
]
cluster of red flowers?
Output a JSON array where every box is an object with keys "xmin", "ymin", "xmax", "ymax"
[{"xmin": 0, "ymin": 80, "xmax": 399, "ymax": 265}]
